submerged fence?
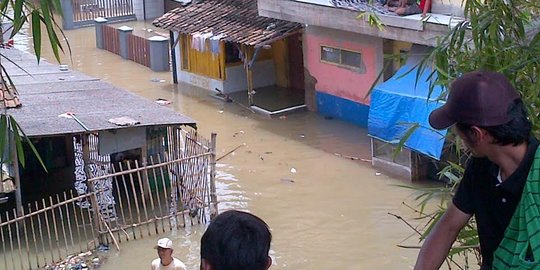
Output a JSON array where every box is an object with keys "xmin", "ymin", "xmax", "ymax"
[
  {"xmin": 95, "ymin": 20, "xmax": 169, "ymax": 72},
  {"xmin": 0, "ymin": 128, "xmax": 217, "ymax": 270}
]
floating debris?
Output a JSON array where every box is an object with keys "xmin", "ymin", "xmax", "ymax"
[
  {"xmin": 150, "ymin": 78, "xmax": 166, "ymax": 83},
  {"xmin": 44, "ymin": 250, "xmax": 105, "ymax": 270},
  {"xmin": 155, "ymin": 98, "xmax": 172, "ymax": 105},
  {"xmin": 108, "ymin": 116, "xmax": 140, "ymax": 126},
  {"xmin": 290, "ymin": 168, "xmax": 297, "ymax": 174}
]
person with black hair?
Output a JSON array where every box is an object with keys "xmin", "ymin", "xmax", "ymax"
[
  {"xmin": 200, "ymin": 210, "xmax": 272, "ymax": 270},
  {"xmin": 414, "ymin": 71, "xmax": 539, "ymax": 269}
]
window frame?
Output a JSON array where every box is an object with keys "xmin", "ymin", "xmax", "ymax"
[{"xmin": 319, "ymin": 45, "xmax": 365, "ymax": 72}]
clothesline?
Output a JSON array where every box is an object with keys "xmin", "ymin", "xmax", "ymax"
[{"xmin": 191, "ymin": 32, "xmax": 227, "ymax": 54}]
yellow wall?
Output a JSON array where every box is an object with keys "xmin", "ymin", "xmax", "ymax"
[
  {"xmin": 272, "ymin": 39, "xmax": 289, "ymax": 88},
  {"xmin": 180, "ymin": 34, "xmax": 225, "ymax": 80}
]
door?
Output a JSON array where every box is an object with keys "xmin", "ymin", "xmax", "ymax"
[{"xmin": 287, "ymin": 33, "xmax": 305, "ymax": 91}]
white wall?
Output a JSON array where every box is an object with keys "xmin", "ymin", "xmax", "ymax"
[
  {"xmin": 133, "ymin": 0, "xmax": 165, "ymax": 20},
  {"xmin": 222, "ymin": 60, "xmax": 277, "ymax": 94},
  {"xmin": 431, "ymin": 0, "xmax": 465, "ymax": 17}
]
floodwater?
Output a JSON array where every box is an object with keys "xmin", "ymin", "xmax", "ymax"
[{"xmin": 16, "ymin": 21, "xmax": 432, "ymax": 269}]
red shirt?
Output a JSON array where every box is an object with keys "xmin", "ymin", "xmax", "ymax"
[{"xmin": 419, "ymin": 0, "xmax": 430, "ymax": 12}]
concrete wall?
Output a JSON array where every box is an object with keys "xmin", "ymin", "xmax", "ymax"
[
  {"xmin": 431, "ymin": 0, "xmax": 464, "ymax": 17},
  {"xmin": 305, "ymin": 26, "xmax": 383, "ymax": 126},
  {"xmin": 304, "ymin": 26, "xmax": 384, "ymax": 126},
  {"xmin": 133, "ymin": 0, "xmax": 165, "ymax": 20},
  {"xmin": 259, "ymin": 0, "xmax": 453, "ymax": 47},
  {"xmin": 222, "ymin": 61, "xmax": 276, "ymax": 94}
]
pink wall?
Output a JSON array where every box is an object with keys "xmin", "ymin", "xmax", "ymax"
[{"xmin": 304, "ymin": 28, "xmax": 382, "ymax": 105}]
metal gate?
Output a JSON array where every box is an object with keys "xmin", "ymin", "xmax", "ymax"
[{"xmin": 62, "ymin": 0, "xmax": 136, "ymax": 29}]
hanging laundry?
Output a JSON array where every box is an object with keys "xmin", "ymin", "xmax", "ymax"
[
  {"xmin": 209, "ymin": 34, "xmax": 226, "ymax": 55},
  {"xmin": 199, "ymin": 32, "xmax": 213, "ymax": 52},
  {"xmin": 191, "ymin": 33, "xmax": 202, "ymax": 51}
]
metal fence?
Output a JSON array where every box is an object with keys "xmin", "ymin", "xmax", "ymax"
[
  {"xmin": 72, "ymin": 0, "xmax": 134, "ymax": 23},
  {"xmin": 0, "ymin": 128, "xmax": 217, "ymax": 270}
]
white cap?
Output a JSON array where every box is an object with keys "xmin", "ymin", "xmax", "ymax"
[{"xmin": 155, "ymin": 238, "xmax": 173, "ymax": 249}]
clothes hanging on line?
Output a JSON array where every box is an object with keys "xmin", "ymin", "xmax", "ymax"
[
  {"xmin": 209, "ymin": 34, "xmax": 226, "ymax": 54},
  {"xmin": 191, "ymin": 33, "xmax": 202, "ymax": 51}
]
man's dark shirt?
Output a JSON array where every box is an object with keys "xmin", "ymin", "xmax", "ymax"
[{"xmin": 453, "ymin": 137, "xmax": 539, "ymax": 269}]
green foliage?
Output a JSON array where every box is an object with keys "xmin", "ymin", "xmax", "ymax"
[
  {"xmin": 1, "ymin": 0, "xmax": 67, "ymax": 61},
  {"xmin": 403, "ymin": 0, "xmax": 540, "ymax": 266}
]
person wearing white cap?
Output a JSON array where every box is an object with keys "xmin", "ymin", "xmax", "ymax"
[{"xmin": 151, "ymin": 238, "xmax": 186, "ymax": 270}]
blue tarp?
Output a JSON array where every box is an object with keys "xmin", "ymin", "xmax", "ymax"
[{"xmin": 368, "ymin": 65, "xmax": 447, "ymax": 160}]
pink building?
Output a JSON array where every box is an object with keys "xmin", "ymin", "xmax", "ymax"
[
  {"xmin": 259, "ymin": 0, "xmax": 465, "ymax": 127},
  {"xmin": 304, "ymin": 26, "xmax": 383, "ymax": 126}
]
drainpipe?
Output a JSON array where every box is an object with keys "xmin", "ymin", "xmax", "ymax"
[
  {"xmin": 142, "ymin": 0, "xmax": 147, "ymax": 20},
  {"xmin": 170, "ymin": 31, "xmax": 178, "ymax": 84}
]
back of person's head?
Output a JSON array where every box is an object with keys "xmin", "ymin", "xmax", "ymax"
[{"xmin": 200, "ymin": 210, "xmax": 272, "ymax": 270}]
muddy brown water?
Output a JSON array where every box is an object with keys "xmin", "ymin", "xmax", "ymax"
[{"xmin": 14, "ymin": 21, "xmax": 433, "ymax": 269}]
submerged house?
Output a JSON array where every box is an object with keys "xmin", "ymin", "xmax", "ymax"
[
  {"xmin": 258, "ymin": 0, "xmax": 465, "ymax": 180},
  {"xmin": 0, "ymin": 48, "xmax": 199, "ymax": 211},
  {"xmin": 154, "ymin": 0, "xmax": 306, "ymax": 115},
  {"xmin": 0, "ymin": 48, "xmax": 219, "ymax": 269}
]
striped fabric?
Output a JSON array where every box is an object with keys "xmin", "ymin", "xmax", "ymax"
[{"xmin": 493, "ymin": 148, "xmax": 540, "ymax": 269}]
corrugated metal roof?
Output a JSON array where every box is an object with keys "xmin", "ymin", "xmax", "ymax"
[
  {"xmin": 3, "ymin": 48, "xmax": 196, "ymax": 138},
  {"xmin": 153, "ymin": 0, "xmax": 302, "ymax": 47}
]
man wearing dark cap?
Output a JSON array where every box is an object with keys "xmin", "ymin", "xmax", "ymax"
[{"xmin": 414, "ymin": 71, "xmax": 538, "ymax": 269}]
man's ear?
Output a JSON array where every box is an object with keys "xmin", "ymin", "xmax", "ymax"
[
  {"xmin": 470, "ymin": 126, "xmax": 489, "ymax": 142},
  {"xmin": 201, "ymin": 258, "xmax": 213, "ymax": 270},
  {"xmin": 265, "ymin": 256, "xmax": 273, "ymax": 270}
]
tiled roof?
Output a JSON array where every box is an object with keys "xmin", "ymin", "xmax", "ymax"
[{"xmin": 153, "ymin": 0, "xmax": 302, "ymax": 47}]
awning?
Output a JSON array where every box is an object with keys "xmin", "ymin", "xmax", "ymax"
[
  {"xmin": 368, "ymin": 65, "xmax": 447, "ymax": 160},
  {"xmin": 153, "ymin": 0, "xmax": 302, "ymax": 47}
]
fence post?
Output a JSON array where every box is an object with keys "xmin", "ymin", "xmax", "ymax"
[
  {"xmin": 81, "ymin": 134, "xmax": 105, "ymax": 245},
  {"xmin": 148, "ymin": 36, "xmax": 170, "ymax": 72},
  {"xmin": 209, "ymin": 133, "xmax": 218, "ymax": 219},
  {"xmin": 60, "ymin": 0, "xmax": 75, "ymax": 30},
  {"xmin": 94, "ymin": 17, "xmax": 108, "ymax": 50},
  {"xmin": 117, "ymin": 26, "xmax": 134, "ymax": 59}
]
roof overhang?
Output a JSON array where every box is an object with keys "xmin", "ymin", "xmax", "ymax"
[
  {"xmin": 154, "ymin": 0, "xmax": 302, "ymax": 47},
  {"xmin": 258, "ymin": 0, "xmax": 463, "ymax": 47}
]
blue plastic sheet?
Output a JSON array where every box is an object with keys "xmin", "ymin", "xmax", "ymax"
[{"xmin": 368, "ymin": 65, "xmax": 447, "ymax": 160}]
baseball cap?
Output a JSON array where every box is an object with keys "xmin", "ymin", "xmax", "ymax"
[
  {"xmin": 155, "ymin": 238, "xmax": 173, "ymax": 249},
  {"xmin": 429, "ymin": 71, "xmax": 520, "ymax": 130}
]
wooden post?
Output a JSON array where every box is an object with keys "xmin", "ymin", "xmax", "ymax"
[
  {"xmin": 9, "ymin": 131, "xmax": 23, "ymax": 217},
  {"xmin": 243, "ymin": 45, "xmax": 255, "ymax": 106},
  {"xmin": 209, "ymin": 133, "xmax": 218, "ymax": 219},
  {"xmin": 81, "ymin": 134, "xmax": 105, "ymax": 245}
]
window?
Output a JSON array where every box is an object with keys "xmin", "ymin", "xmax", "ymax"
[{"xmin": 320, "ymin": 46, "xmax": 365, "ymax": 72}]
